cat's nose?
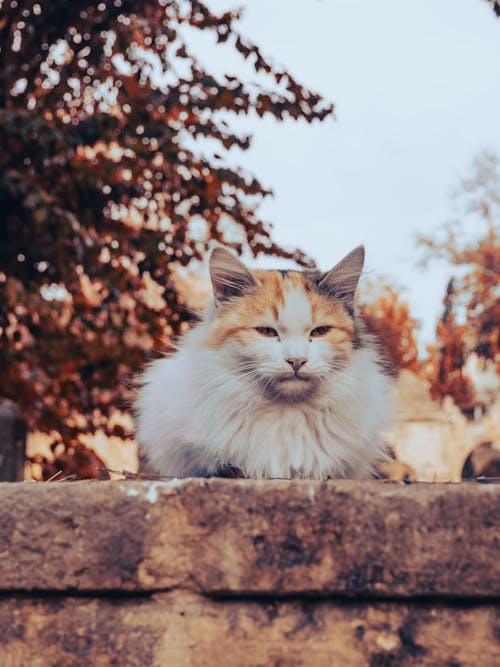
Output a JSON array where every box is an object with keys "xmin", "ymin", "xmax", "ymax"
[{"xmin": 286, "ymin": 357, "xmax": 307, "ymax": 374}]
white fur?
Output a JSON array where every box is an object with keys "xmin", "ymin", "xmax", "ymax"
[{"xmin": 136, "ymin": 283, "xmax": 393, "ymax": 480}]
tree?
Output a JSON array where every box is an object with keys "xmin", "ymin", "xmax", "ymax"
[
  {"xmin": 424, "ymin": 279, "xmax": 474, "ymax": 413},
  {"xmin": 418, "ymin": 151, "xmax": 499, "ymax": 410},
  {"xmin": 0, "ymin": 0, "xmax": 333, "ymax": 476},
  {"xmin": 485, "ymin": 1, "xmax": 500, "ymax": 18},
  {"xmin": 359, "ymin": 281, "xmax": 420, "ymax": 375}
]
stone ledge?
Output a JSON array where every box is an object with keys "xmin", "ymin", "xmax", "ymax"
[
  {"xmin": 2, "ymin": 592, "xmax": 498, "ymax": 667},
  {"xmin": 1, "ymin": 479, "xmax": 498, "ymax": 597}
]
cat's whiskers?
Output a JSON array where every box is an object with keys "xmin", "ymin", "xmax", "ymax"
[{"xmin": 195, "ymin": 365, "xmax": 263, "ymax": 397}]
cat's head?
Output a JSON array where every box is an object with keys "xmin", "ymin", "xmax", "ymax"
[{"xmin": 205, "ymin": 246, "xmax": 365, "ymax": 403}]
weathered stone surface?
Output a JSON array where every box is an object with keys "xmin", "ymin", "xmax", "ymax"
[
  {"xmin": 0, "ymin": 479, "xmax": 498, "ymax": 596},
  {"xmin": 1, "ymin": 592, "xmax": 498, "ymax": 667}
]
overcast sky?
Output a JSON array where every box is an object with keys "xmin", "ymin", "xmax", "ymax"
[{"xmin": 188, "ymin": 0, "xmax": 500, "ymax": 346}]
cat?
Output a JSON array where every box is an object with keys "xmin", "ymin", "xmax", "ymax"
[{"xmin": 135, "ymin": 245, "xmax": 392, "ymax": 480}]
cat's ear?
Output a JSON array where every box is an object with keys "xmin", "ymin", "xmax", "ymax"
[
  {"xmin": 209, "ymin": 247, "xmax": 257, "ymax": 304},
  {"xmin": 318, "ymin": 245, "xmax": 365, "ymax": 308}
]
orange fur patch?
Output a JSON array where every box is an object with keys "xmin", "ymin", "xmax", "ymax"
[{"xmin": 203, "ymin": 269, "xmax": 356, "ymax": 353}]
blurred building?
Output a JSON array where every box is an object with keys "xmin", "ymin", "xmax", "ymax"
[{"xmin": 387, "ymin": 369, "xmax": 500, "ymax": 482}]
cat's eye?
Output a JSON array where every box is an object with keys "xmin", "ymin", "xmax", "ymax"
[
  {"xmin": 310, "ymin": 326, "xmax": 332, "ymax": 337},
  {"xmin": 255, "ymin": 326, "xmax": 279, "ymax": 337}
]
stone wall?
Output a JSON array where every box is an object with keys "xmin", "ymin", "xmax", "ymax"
[{"xmin": 1, "ymin": 478, "xmax": 499, "ymax": 665}]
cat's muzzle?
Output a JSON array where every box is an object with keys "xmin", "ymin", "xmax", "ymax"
[{"xmin": 261, "ymin": 373, "xmax": 320, "ymax": 404}]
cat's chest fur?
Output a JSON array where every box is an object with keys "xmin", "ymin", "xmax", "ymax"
[{"xmin": 190, "ymin": 398, "xmax": 369, "ymax": 479}]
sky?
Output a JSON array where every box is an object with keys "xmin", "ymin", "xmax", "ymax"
[{"xmin": 187, "ymin": 0, "xmax": 500, "ymax": 346}]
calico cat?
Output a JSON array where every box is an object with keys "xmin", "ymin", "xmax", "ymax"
[{"xmin": 135, "ymin": 245, "xmax": 392, "ymax": 479}]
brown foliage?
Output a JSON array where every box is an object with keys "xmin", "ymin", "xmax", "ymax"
[
  {"xmin": 30, "ymin": 442, "xmax": 110, "ymax": 481},
  {"xmin": 360, "ymin": 282, "xmax": 420, "ymax": 375},
  {"xmin": 0, "ymin": 0, "xmax": 333, "ymax": 476},
  {"xmin": 485, "ymin": 1, "xmax": 500, "ymax": 18},
  {"xmin": 424, "ymin": 280, "xmax": 475, "ymax": 413},
  {"xmin": 418, "ymin": 152, "xmax": 500, "ymax": 412}
]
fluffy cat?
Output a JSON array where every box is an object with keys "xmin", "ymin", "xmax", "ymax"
[{"xmin": 135, "ymin": 245, "xmax": 392, "ymax": 479}]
